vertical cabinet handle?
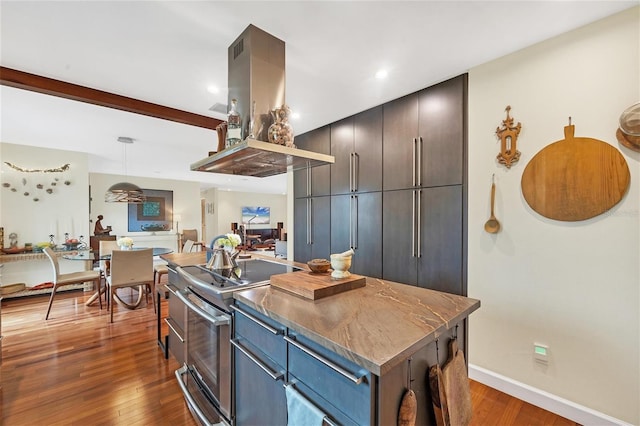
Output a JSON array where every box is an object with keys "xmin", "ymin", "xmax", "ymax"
[
  {"xmin": 349, "ymin": 195, "xmax": 354, "ymax": 249},
  {"xmin": 353, "ymin": 152, "xmax": 359, "ymax": 192},
  {"xmin": 349, "ymin": 152, "xmax": 354, "ymax": 192},
  {"xmin": 412, "ymin": 138, "xmax": 417, "ymax": 187},
  {"xmin": 307, "ymin": 161, "xmax": 311, "ymax": 196},
  {"xmin": 417, "ymin": 136, "xmax": 423, "ymax": 187},
  {"xmin": 417, "ymin": 189, "xmax": 422, "ymax": 258},
  {"xmin": 411, "ymin": 190, "xmax": 416, "ymax": 257},
  {"xmin": 353, "ymin": 195, "xmax": 358, "ymax": 250},
  {"xmin": 307, "ymin": 198, "xmax": 312, "ymax": 245}
]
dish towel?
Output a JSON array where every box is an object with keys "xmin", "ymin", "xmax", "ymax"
[{"xmin": 285, "ymin": 384, "xmax": 326, "ymax": 426}]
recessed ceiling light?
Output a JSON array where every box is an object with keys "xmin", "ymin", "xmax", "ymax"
[
  {"xmin": 207, "ymin": 85, "xmax": 220, "ymax": 94},
  {"xmin": 375, "ymin": 69, "xmax": 388, "ymax": 80},
  {"xmin": 291, "ymin": 112, "xmax": 300, "ymax": 120}
]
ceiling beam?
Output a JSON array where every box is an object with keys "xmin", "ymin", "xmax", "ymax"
[{"xmin": 0, "ymin": 66, "xmax": 223, "ymax": 130}]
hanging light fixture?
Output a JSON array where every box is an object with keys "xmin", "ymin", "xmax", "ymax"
[{"xmin": 105, "ymin": 137, "xmax": 146, "ymax": 203}]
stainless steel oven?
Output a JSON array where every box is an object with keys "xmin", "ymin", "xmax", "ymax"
[
  {"xmin": 176, "ymin": 259, "xmax": 304, "ymax": 426},
  {"xmin": 175, "ymin": 288, "xmax": 232, "ymax": 426}
]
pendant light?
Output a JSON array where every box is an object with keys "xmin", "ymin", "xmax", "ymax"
[{"xmin": 105, "ymin": 137, "xmax": 146, "ymax": 203}]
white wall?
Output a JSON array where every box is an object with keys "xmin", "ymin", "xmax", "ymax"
[
  {"xmin": 89, "ymin": 173, "xmax": 201, "ymax": 249},
  {"xmin": 200, "ymin": 188, "xmax": 286, "ymax": 246},
  {"xmin": 1, "ymin": 143, "xmax": 90, "ymax": 245},
  {"xmin": 467, "ymin": 7, "xmax": 639, "ymax": 424}
]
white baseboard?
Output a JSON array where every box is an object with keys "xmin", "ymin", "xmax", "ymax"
[{"xmin": 468, "ymin": 364, "xmax": 631, "ymax": 426}]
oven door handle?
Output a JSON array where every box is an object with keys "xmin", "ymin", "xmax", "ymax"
[
  {"xmin": 175, "ymin": 289, "xmax": 230, "ymax": 326},
  {"xmin": 175, "ymin": 364, "xmax": 229, "ymax": 426},
  {"xmin": 230, "ymin": 338, "xmax": 285, "ymax": 381}
]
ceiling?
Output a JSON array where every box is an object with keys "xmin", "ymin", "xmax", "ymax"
[{"xmin": 1, "ymin": 1, "xmax": 636, "ymax": 194}]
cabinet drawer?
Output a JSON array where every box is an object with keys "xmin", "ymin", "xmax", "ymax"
[
  {"xmin": 234, "ymin": 337, "xmax": 287, "ymax": 426},
  {"xmin": 167, "ymin": 284, "xmax": 186, "ymax": 331},
  {"xmin": 167, "ymin": 317, "xmax": 185, "ymax": 365},
  {"xmin": 233, "ymin": 303, "xmax": 286, "ymax": 367},
  {"xmin": 167, "ymin": 265, "xmax": 180, "ymax": 287},
  {"xmin": 288, "ymin": 378, "xmax": 360, "ymax": 426},
  {"xmin": 287, "ymin": 332, "xmax": 374, "ymax": 426}
]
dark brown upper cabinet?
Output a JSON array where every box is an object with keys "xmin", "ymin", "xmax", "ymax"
[
  {"xmin": 330, "ymin": 106, "xmax": 383, "ymax": 195},
  {"xmin": 383, "ymin": 75, "xmax": 466, "ymax": 191},
  {"xmin": 294, "ymin": 125, "xmax": 331, "ymax": 198}
]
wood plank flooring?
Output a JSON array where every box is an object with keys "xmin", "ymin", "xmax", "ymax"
[{"xmin": 1, "ymin": 286, "xmax": 579, "ymax": 426}]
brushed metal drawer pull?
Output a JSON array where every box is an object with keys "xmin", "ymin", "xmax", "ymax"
[
  {"xmin": 231, "ymin": 305, "xmax": 283, "ymax": 335},
  {"xmin": 284, "ymin": 336, "xmax": 366, "ymax": 385},
  {"xmin": 165, "ymin": 283, "xmax": 179, "ymax": 297},
  {"xmin": 231, "ymin": 338, "xmax": 284, "ymax": 381},
  {"xmin": 164, "ymin": 318, "xmax": 184, "ymax": 343}
]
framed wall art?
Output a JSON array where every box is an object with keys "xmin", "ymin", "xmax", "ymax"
[
  {"xmin": 128, "ymin": 189, "xmax": 173, "ymax": 232},
  {"xmin": 241, "ymin": 206, "xmax": 270, "ymax": 225}
]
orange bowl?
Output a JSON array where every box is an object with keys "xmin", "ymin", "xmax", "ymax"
[{"xmin": 307, "ymin": 259, "xmax": 331, "ymax": 273}]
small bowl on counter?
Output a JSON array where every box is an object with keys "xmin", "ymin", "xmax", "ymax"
[{"xmin": 307, "ymin": 258, "xmax": 331, "ymax": 274}]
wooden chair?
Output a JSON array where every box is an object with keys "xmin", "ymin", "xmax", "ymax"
[
  {"xmin": 98, "ymin": 240, "xmax": 120, "ymax": 306},
  {"xmin": 153, "ymin": 239, "xmax": 195, "ymax": 285},
  {"xmin": 181, "ymin": 229, "xmax": 198, "ymax": 251},
  {"xmin": 43, "ymin": 246, "xmax": 102, "ymax": 320},
  {"xmin": 107, "ymin": 248, "xmax": 154, "ymax": 323}
]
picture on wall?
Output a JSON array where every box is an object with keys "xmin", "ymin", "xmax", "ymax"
[
  {"xmin": 242, "ymin": 206, "xmax": 270, "ymax": 225},
  {"xmin": 128, "ymin": 189, "xmax": 173, "ymax": 232}
]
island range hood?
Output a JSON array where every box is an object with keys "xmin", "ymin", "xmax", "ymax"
[{"xmin": 191, "ymin": 24, "xmax": 334, "ymax": 177}]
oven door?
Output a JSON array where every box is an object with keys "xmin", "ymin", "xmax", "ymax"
[{"xmin": 175, "ymin": 289, "xmax": 232, "ymax": 426}]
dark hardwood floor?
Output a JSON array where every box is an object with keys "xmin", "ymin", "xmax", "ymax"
[{"xmin": 1, "ymin": 283, "xmax": 578, "ymax": 426}]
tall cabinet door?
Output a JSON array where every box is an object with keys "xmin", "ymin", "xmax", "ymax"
[
  {"xmin": 383, "ymin": 94, "xmax": 419, "ymax": 191},
  {"xmin": 331, "ymin": 117, "xmax": 354, "ymax": 196},
  {"xmin": 310, "ymin": 196, "xmax": 331, "ymax": 260},
  {"xmin": 352, "ymin": 192, "xmax": 382, "ymax": 278},
  {"xmin": 294, "ymin": 196, "xmax": 331, "ymax": 263},
  {"xmin": 294, "ymin": 198, "xmax": 311, "ymax": 262},
  {"xmin": 417, "ymin": 186, "xmax": 463, "ymax": 294},
  {"xmin": 330, "ymin": 192, "xmax": 382, "ymax": 278},
  {"xmin": 354, "ymin": 106, "xmax": 383, "ymax": 193},
  {"xmin": 418, "ymin": 75, "xmax": 466, "ymax": 187},
  {"xmin": 382, "ymin": 189, "xmax": 419, "ymax": 286},
  {"xmin": 294, "ymin": 125, "xmax": 332, "ymax": 198}
]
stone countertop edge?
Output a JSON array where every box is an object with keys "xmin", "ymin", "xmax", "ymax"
[
  {"xmin": 160, "ymin": 251, "xmax": 207, "ymax": 267},
  {"xmin": 233, "ymin": 276, "xmax": 480, "ymax": 377}
]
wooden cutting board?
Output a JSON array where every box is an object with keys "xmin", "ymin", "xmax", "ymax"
[
  {"xmin": 521, "ymin": 124, "xmax": 630, "ymax": 221},
  {"xmin": 270, "ymin": 271, "xmax": 366, "ymax": 300}
]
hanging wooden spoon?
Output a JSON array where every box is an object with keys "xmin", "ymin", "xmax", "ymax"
[{"xmin": 484, "ymin": 175, "xmax": 500, "ymax": 233}]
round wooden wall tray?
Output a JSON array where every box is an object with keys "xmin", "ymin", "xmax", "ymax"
[{"xmin": 522, "ymin": 123, "xmax": 630, "ymax": 221}]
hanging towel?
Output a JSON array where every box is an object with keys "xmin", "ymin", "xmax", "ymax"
[{"xmin": 285, "ymin": 383, "xmax": 326, "ymax": 426}]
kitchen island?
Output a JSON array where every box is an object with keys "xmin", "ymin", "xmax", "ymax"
[
  {"xmin": 160, "ymin": 252, "xmax": 480, "ymax": 425},
  {"xmin": 233, "ymin": 274, "xmax": 479, "ymax": 425}
]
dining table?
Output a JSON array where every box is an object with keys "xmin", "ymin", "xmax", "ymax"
[{"xmin": 70, "ymin": 247, "xmax": 174, "ymax": 307}]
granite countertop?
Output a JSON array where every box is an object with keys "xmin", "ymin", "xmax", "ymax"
[
  {"xmin": 234, "ymin": 275, "xmax": 480, "ymax": 376},
  {"xmin": 160, "ymin": 251, "xmax": 480, "ymax": 375}
]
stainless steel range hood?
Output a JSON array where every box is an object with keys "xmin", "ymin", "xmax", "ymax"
[
  {"xmin": 191, "ymin": 24, "xmax": 334, "ymax": 177},
  {"xmin": 190, "ymin": 138, "xmax": 334, "ymax": 177}
]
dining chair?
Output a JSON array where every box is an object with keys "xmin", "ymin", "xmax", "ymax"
[
  {"xmin": 107, "ymin": 248, "xmax": 154, "ymax": 323},
  {"xmin": 181, "ymin": 229, "xmax": 198, "ymax": 250},
  {"xmin": 154, "ymin": 239, "xmax": 195, "ymax": 285},
  {"xmin": 43, "ymin": 246, "xmax": 102, "ymax": 319},
  {"xmin": 97, "ymin": 240, "xmax": 120, "ymax": 304}
]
